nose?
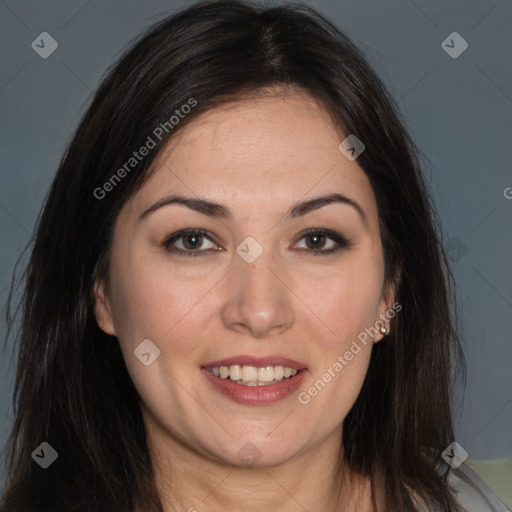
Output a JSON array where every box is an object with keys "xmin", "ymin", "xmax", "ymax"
[{"xmin": 220, "ymin": 249, "xmax": 295, "ymax": 338}]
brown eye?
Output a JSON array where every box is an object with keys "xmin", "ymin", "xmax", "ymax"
[
  {"xmin": 182, "ymin": 233, "xmax": 204, "ymax": 250},
  {"xmin": 162, "ymin": 229, "xmax": 219, "ymax": 257},
  {"xmin": 304, "ymin": 232, "xmax": 327, "ymax": 250},
  {"xmin": 295, "ymin": 229, "xmax": 350, "ymax": 255}
]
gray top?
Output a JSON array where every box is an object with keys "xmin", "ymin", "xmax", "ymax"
[{"xmin": 448, "ymin": 463, "xmax": 511, "ymax": 511}]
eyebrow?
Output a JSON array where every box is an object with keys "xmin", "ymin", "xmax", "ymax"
[{"xmin": 139, "ymin": 192, "xmax": 368, "ymax": 228}]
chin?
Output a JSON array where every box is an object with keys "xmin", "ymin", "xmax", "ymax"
[{"xmin": 204, "ymin": 433, "xmax": 305, "ymax": 469}]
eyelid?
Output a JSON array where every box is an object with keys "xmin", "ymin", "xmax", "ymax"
[
  {"xmin": 162, "ymin": 228, "xmax": 350, "ymax": 256},
  {"xmin": 292, "ymin": 228, "xmax": 350, "ymax": 253},
  {"xmin": 294, "ymin": 228, "xmax": 349, "ymax": 244},
  {"xmin": 162, "ymin": 228, "xmax": 220, "ymax": 255}
]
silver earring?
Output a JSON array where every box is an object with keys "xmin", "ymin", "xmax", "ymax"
[{"xmin": 379, "ymin": 326, "xmax": 390, "ymax": 336}]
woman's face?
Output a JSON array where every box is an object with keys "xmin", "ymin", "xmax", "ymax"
[{"xmin": 94, "ymin": 91, "xmax": 395, "ymax": 469}]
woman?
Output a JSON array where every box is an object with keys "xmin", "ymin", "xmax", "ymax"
[{"xmin": 1, "ymin": 1, "xmax": 508, "ymax": 511}]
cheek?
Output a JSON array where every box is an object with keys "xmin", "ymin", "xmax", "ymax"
[
  {"xmin": 107, "ymin": 260, "xmax": 208, "ymax": 415},
  {"xmin": 305, "ymin": 257, "xmax": 384, "ymax": 344},
  {"xmin": 295, "ymin": 254, "xmax": 383, "ymax": 413},
  {"xmin": 109, "ymin": 254, "xmax": 202, "ymax": 340},
  {"xmin": 107, "ymin": 251, "xmax": 221, "ymax": 385}
]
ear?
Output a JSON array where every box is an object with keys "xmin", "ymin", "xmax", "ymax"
[
  {"xmin": 93, "ymin": 278, "xmax": 117, "ymax": 336},
  {"xmin": 373, "ymin": 276, "xmax": 399, "ymax": 343}
]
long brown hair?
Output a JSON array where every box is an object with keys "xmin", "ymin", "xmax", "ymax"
[{"xmin": 1, "ymin": 1, "xmax": 465, "ymax": 510}]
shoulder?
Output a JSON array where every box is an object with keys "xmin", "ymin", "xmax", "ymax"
[{"xmin": 447, "ymin": 463, "xmax": 510, "ymax": 512}]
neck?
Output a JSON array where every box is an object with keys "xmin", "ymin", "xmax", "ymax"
[{"xmin": 143, "ymin": 413, "xmax": 372, "ymax": 512}]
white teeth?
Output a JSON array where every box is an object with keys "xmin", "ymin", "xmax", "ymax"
[
  {"xmin": 209, "ymin": 364, "xmax": 300, "ymax": 384},
  {"xmin": 242, "ymin": 365, "xmax": 258, "ymax": 382},
  {"xmin": 229, "ymin": 364, "xmax": 242, "ymax": 380},
  {"xmin": 258, "ymin": 366, "xmax": 274, "ymax": 382}
]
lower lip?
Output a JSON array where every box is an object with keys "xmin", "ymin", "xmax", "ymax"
[{"xmin": 201, "ymin": 368, "xmax": 308, "ymax": 405}]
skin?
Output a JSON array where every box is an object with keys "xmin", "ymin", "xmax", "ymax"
[{"xmin": 94, "ymin": 89, "xmax": 396, "ymax": 512}]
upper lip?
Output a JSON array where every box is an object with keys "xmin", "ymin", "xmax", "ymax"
[{"xmin": 203, "ymin": 355, "xmax": 308, "ymax": 370}]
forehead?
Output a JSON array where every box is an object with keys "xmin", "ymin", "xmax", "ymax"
[{"xmin": 127, "ymin": 92, "xmax": 378, "ymax": 226}]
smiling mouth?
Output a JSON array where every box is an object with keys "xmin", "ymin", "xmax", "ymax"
[{"xmin": 205, "ymin": 364, "xmax": 302, "ymax": 386}]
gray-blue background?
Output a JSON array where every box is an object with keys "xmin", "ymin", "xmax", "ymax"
[{"xmin": 1, "ymin": 0, "xmax": 511, "ymax": 494}]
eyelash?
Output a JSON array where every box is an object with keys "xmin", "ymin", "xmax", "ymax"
[{"xmin": 161, "ymin": 228, "xmax": 350, "ymax": 257}]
